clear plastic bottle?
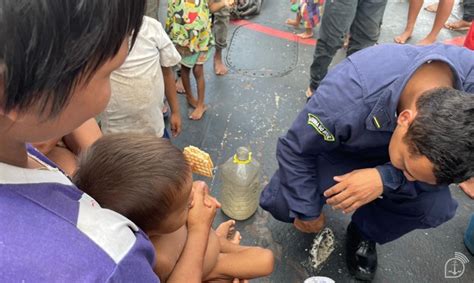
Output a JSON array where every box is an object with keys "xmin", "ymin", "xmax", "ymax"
[{"xmin": 220, "ymin": 147, "xmax": 261, "ymax": 220}]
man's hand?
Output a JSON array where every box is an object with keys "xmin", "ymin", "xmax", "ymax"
[
  {"xmin": 460, "ymin": 178, "xmax": 474, "ymax": 199},
  {"xmin": 187, "ymin": 181, "xmax": 217, "ymax": 232},
  {"xmin": 324, "ymin": 168, "xmax": 383, "ymax": 214},
  {"xmin": 293, "ymin": 215, "xmax": 325, "ymax": 233},
  {"xmin": 170, "ymin": 113, "xmax": 182, "ymax": 137}
]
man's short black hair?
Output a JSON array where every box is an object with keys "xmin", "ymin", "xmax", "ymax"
[
  {"xmin": 0, "ymin": 0, "xmax": 145, "ymax": 117},
  {"xmin": 405, "ymin": 87, "xmax": 474, "ymax": 184}
]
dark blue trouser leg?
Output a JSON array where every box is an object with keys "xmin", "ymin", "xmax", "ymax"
[{"xmin": 261, "ymin": 155, "xmax": 457, "ymax": 244}]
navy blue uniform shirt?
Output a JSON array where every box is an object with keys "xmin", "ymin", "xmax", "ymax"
[{"xmin": 265, "ymin": 43, "xmax": 474, "ymax": 221}]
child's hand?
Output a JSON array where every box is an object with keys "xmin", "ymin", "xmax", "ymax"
[
  {"xmin": 290, "ymin": 0, "xmax": 297, "ymax": 4},
  {"xmin": 187, "ymin": 181, "xmax": 217, "ymax": 232},
  {"xmin": 170, "ymin": 113, "xmax": 182, "ymax": 137}
]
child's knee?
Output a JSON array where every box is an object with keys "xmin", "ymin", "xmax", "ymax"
[{"xmin": 193, "ymin": 65, "xmax": 204, "ymax": 77}]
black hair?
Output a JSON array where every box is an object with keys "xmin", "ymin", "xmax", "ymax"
[
  {"xmin": 73, "ymin": 133, "xmax": 191, "ymax": 233},
  {"xmin": 404, "ymin": 87, "xmax": 474, "ymax": 184},
  {"xmin": 0, "ymin": 0, "xmax": 145, "ymax": 118}
]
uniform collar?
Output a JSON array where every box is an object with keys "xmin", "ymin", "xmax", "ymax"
[{"xmin": 365, "ymin": 50, "xmax": 464, "ymax": 132}]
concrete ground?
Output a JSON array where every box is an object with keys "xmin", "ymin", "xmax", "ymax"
[{"xmin": 159, "ymin": 1, "xmax": 474, "ymax": 282}]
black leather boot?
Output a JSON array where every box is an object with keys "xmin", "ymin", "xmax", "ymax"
[{"xmin": 346, "ymin": 222, "xmax": 377, "ymax": 281}]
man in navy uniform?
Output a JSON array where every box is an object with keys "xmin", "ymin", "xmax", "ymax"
[{"xmin": 261, "ymin": 43, "xmax": 474, "ymax": 280}]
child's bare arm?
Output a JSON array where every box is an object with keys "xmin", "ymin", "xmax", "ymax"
[
  {"xmin": 162, "ymin": 67, "xmax": 182, "ymax": 137},
  {"xmin": 167, "ymin": 182, "xmax": 217, "ymax": 283},
  {"xmin": 208, "ymin": 0, "xmax": 234, "ymax": 13}
]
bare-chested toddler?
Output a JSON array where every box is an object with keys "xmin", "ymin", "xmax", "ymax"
[{"xmin": 73, "ymin": 133, "xmax": 274, "ymax": 282}]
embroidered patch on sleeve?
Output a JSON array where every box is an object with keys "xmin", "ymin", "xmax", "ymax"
[{"xmin": 307, "ymin": 113, "xmax": 335, "ymax": 142}]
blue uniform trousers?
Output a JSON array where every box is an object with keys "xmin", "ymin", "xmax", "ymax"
[{"xmin": 260, "ymin": 154, "xmax": 458, "ymax": 244}]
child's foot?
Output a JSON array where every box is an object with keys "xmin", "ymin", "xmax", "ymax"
[
  {"xmin": 189, "ymin": 104, "xmax": 208, "ymax": 120},
  {"xmin": 417, "ymin": 35, "xmax": 436, "ymax": 45},
  {"xmin": 444, "ymin": 19, "xmax": 472, "ymax": 31},
  {"xmin": 214, "ymin": 56, "xmax": 228, "ymax": 76},
  {"xmin": 394, "ymin": 29, "xmax": 413, "ymax": 44},
  {"xmin": 216, "ymin": 220, "xmax": 242, "ymax": 244},
  {"xmin": 297, "ymin": 31, "xmax": 313, "ymax": 39},
  {"xmin": 424, "ymin": 2, "xmax": 438, "ymax": 13},
  {"xmin": 285, "ymin": 18, "xmax": 300, "ymax": 27},
  {"xmin": 186, "ymin": 95, "xmax": 198, "ymax": 108},
  {"xmin": 176, "ymin": 77, "xmax": 185, "ymax": 94}
]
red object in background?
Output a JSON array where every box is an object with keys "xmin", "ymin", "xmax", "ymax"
[{"xmin": 464, "ymin": 22, "xmax": 474, "ymax": 50}]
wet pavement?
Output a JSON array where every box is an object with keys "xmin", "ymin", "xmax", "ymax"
[{"xmin": 158, "ymin": 0, "xmax": 474, "ymax": 282}]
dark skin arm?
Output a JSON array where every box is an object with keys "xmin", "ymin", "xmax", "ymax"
[{"xmin": 163, "ymin": 67, "xmax": 182, "ymax": 137}]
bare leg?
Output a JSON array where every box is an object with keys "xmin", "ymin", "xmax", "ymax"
[
  {"xmin": 176, "ymin": 76, "xmax": 185, "ymax": 94},
  {"xmin": 394, "ymin": 0, "xmax": 423, "ymax": 44},
  {"xmin": 286, "ymin": 13, "xmax": 302, "ymax": 27},
  {"xmin": 418, "ymin": 0, "xmax": 454, "ymax": 45},
  {"xmin": 189, "ymin": 64, "xmax": 207, "ymax": 120},
  {"xmin": 180, "ymin": 66, "xmax": 198, "ymax": 108},
  {"xmin": 214, "ymin": 48, "xmax": 228, "ymax": 76},
  {"xmin": 203, "ymin": 247, "xmax": 274, "ymax": 281}
]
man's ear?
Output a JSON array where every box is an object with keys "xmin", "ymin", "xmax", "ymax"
[{"xmin": 397, "ymin": 109, "xmax": 416, "ymax": 127}]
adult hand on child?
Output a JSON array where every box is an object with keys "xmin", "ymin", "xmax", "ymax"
[
  {"xmin": 324, "ymin": 168, "xmax": 383, "ymax": 214},
  {"xmin": 188, "ymin": 181, "xmax": 218, "ymax": 232},
  {"xmin": 460, "ymin": 177, "xmax": 474, "ymax": 199},
  {"xmin": 170, "ymin": 113, "xmax": 182, "ymax": 137}
]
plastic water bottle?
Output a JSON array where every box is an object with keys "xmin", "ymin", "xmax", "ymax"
[{"xmin": 220, "ymin": 147, "xmax": 261, "ymax": 220}]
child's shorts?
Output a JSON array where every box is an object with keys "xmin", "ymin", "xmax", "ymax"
[{"xmin": 181, "ymin": 51, "xmax": 211, "ymax": 68}]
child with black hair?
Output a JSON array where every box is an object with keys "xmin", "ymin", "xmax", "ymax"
[
  {"xmin": 74, "ymin": 133, "xmax": 275, "ymax": 282},
  {"xmin": 166, "ymin": 0, "xmax": 235, "ymax": 120}
]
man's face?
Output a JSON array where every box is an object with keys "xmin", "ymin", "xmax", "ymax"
[{"xmin": 389, "ymin": 122, "xmax": 438, "ymax": 185}]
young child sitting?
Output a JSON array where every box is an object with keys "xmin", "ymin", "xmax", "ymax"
[
  {"xmin": 286, "ymin": 0, "xmax": 325, "ymax": 39},
  {"xmin": 100, "ymin": 16, "xmax": 182, "ymax": 138},
  {"xmin": 166, "ymin": 0, "xmax": 235, "ymax": 120},
  {"xmin": 73, "ymin": 133, "xmax": 275, "ymax": 282}
]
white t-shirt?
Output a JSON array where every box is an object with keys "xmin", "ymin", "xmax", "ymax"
[{"xmin": 99, "ymin": 16, "xmax": 181, "ymax": 137}]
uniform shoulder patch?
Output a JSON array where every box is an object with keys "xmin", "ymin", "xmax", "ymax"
[{"xmin": 307, "ymin": 113, "xmax": 335, "ymax": 142}]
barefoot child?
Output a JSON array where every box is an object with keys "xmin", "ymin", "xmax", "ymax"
[
  {"xmin": 166, "ymin": 0, "xmax": 234, "ymax": 120},
  {"xmin": 73, "ymin": 134, "xmax": 275, "ymax": 282},
  {"xmin": 394, "ymin": 0, "xmax": 454, "ymax": 45},
  {"xmin": 286, "ymin": 0, "xmax": 324, "ymax": 39},
  {"xmin": 100, "ymin": 16, "xmax": 183, "ymax": 138}
]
